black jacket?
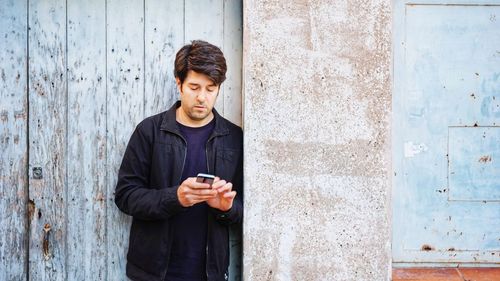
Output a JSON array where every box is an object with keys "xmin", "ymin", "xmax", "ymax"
[{"xmin": 115, "ymin": 101, "xmax": 243, "ymax": 281}]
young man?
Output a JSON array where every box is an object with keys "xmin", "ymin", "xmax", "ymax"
[{"xmin": 115, "ymin": 40, "xmax": 243, "ymax": 281}]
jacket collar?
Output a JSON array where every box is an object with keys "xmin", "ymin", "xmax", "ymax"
[{"xmin": 160, "ymin": 100, "xmax": 230, "ymax": 137}]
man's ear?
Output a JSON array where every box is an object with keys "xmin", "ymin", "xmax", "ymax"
[{"xmin": 175, "ymin": 77, "xmax": 182, "ymax": 93}]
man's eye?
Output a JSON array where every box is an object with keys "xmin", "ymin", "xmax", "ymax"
[
  {"xmin": 207, "ymin": 88, "xmax": 216, "ymax": 92},
  {"xmin": 190, "ymin": 87, "xmax": 199, "ymax": 91}
]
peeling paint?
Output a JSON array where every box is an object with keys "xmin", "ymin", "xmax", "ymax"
[{"xmin": 404, "ymin": 141, "xmax": 428, "ymax": 158}]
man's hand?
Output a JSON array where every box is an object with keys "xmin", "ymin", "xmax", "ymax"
[
  {"xmin": 207, "ymin": 177, "xmax": 237, "ymax": 212},
  {"xmin": 177, "ymin": 177, "xmax": 217, "ymax": 207}
]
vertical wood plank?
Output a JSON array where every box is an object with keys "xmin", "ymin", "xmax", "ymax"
[
  {"xmin": 28, "ymin": 0, "xmax": 67, "ymax": 280},
  {"xmin": 223, "ymin": 0, "xmax": 243, "ymax": 127},
  {"xmin": 106, "ymin": 0, "xmax": 144, "ymax": 279},
  {"xmin": 223, "ymin": 2, "xmax": 243, "ymax": 280},
  {"xmin": 185, "ymin": 2, "xmax": 242, "ymax": 280},
  {"xmin": 144, "ymin": 0, "xmax": 184, "ymax": 116},
  {"xmin": 185, "ymin": 0, "xmax": 225, "ymax": 114},
  {"xmin": 66, "ymin": 0, "xmax": 107, "ymax": 280},
  {"xmin": 0, "ymin": 0, "xmax": 28, "ymax": 280}
]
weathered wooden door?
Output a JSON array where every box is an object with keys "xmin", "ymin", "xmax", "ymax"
[
  {"xmin": 393, "ymin": 0, "xmax": 500, "ymax": 265},
  {"xmin": 0, "ymin": 0, "xmax": 242, "ymax": 280}
]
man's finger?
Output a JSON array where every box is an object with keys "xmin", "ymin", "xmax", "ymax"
[
  {"xmin": 184, "ymin": 177, "xmax": 211, "ymax": 189},
  {"xmin": 189, "ymin": 181, "xmax": 211, "ymax": 189},
  {"xmin": 212, "ymin": 179, "xmax": 227, "ymax": 189},
  {"xmin": 191, "ymin": 194, "xmax": 217, "ymax": 200},
  {"xmin": 191, "ymin": 196, "xmax": 213, "ymax": 203},
  {"xmin": 186, "ymin": 194, "xmax": 216, "ymax": 205},
  {"xmin": 216, "ymin": 182, "xmax": 233, "ymax": 193},
  {"xmin": 191, "ymin": 188, "xmax": 217, "ymax": 196},
  {"xmin": 222, "ymin": 191, "xmax": 236, "ymax": 199}
]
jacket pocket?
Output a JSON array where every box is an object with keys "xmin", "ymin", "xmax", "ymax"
[
  {"xmin": 215, "ymin": 148, "xmax": 241, "ymax": 181},
  {"xmin": 151, "ymin": 142, "xmax": 184, "ymax": 188},
  {"xmin": 127, "ymin": 219, "xmax": 168, "ymax": 275}
]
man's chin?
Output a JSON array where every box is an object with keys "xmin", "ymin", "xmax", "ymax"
[{"xmin": 189, "ymin": 112, "xmax": 210, "ymax": 121}]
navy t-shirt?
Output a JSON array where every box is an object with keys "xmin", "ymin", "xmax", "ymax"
[{"xmin": 165, "ymin": 119, "xmax": 215, "ymax": 281}]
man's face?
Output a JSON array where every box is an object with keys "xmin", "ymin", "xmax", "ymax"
[{"xmin": 176, "ymin": 70, "xmax": 219, "ymax": 126}]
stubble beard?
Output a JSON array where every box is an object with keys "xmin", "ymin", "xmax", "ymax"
[{"xmin": 188, "ymin": 106, "xmax": 211, "ymax": 121}]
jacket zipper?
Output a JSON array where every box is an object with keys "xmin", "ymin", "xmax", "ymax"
[
  {"xmin": 162, "ymin": 131, "xmax": 187, "ymax": 281},
  {"xmin": 205, "ymin": 134, "xmax": 217, "ymax": 280},
  {"xmin": 205, "ymin": 134, "xmax": 217, "ymax": 175},
  {"xmin": 163, "ymin": 130, "xmax": 219, "ymax": 280},
  {"xmin": 179, "ymin": 140, "xmax": 187, "ymax": 184}
]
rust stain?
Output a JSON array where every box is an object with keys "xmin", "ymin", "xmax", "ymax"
[
  {"xmin": 43, "ymin": 223, "xmax": 51, "ymax": 260},
  {"xmin": 95, "ymin": 192, "xmax": 105, "ymax": 202},
  {"xmin": 478, "ymin": 155, "xmax": 492, "ymax": 163},
  {"xmin": 421, "ymin": 244, "xmax": 434, "ymax": 251},
  {"xmin": 28, "ymin": 199, "xmax": 35, "ymax": 221}
]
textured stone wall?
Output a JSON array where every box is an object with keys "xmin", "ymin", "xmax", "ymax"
[{"xmin": 242, "ymin": 1, "xmax": 392, "ymax": 280}]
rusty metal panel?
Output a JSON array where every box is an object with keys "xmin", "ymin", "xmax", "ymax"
[
  {"xmin": 27, "ymin": 0, "xmax": 68, "ymax": 279},
  {"xmin": 66, "ymin": 0, "xmax": 107, "ymax": 279},
  {"xmin": 0, "ymin": 0, "xmax": 28, "ymax": 280},
  {"xmin": 393, "ymin": 2, "xmax": 500, "ymax": 264}
]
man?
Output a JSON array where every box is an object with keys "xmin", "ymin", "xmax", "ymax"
[{"xmin": 115, "ymin": 40, "xmax": 243, "ymax": 281}]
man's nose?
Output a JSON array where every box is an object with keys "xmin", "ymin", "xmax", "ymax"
[{"xmin": 196, "ymin": 91, "xmax": 207, "ymax": 102}]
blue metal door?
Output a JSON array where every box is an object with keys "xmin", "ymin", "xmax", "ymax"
[{"xmin": 393, "ymin": 1, "xmax": 500, "ymax": 265}]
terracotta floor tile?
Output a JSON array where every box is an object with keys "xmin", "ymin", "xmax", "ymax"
[
  {"xmin": 459, "ymin": 268, "xmax": 500, "ymax": 281},
  {"xmin": 392, "ymin": 268, "xmax": 463, "ymax": 281}
]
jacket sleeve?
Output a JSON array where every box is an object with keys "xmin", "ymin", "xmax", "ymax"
[
  {"xmin": 211, "ymin": 146, "xmax": 243, "ymax": 226},
  {"xmin": 114, "ymin": 122, "xmax": 184, "ymax": 220}
]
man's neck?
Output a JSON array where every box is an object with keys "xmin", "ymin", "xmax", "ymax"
[{"xmin": 176, "ymin": 108, "xmax": 214, "ymax": 128}]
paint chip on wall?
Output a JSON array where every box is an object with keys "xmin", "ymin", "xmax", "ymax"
[{"xmin": 404, "ymin": 141, "xmax": 428, "ymax": 158}]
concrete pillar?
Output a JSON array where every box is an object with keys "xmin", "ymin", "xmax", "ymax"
[{"xmin": 242, "ymin": 1, "xmax": 392, "ymax": 280}]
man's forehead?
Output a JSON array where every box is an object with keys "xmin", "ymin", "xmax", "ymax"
[
  {"xmin": 185, "ymin": 71, "xmax": 217, "ymax": 86},
  {"xmin": 186, "ymin": 81, "xmax": 216, "ymax": 86}
]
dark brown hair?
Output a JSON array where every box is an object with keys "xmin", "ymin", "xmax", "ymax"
[{"xmin": 174, "ymin": 40, "xmax": 227, "ymax": 85}]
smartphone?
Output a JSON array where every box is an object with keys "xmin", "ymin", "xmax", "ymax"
[{"xmin": 196, "ymin": 173, "xmax": 215, "ymax": 187}]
